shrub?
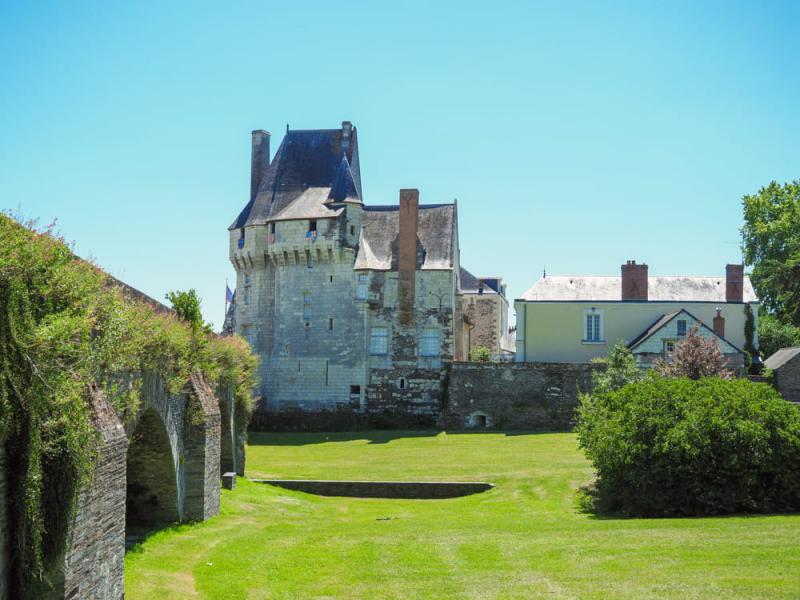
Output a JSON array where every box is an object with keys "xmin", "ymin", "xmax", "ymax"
[
  {"xmin": 590, "ymin": 341, "xmax": 642, "ymax": 394},
  {"xmin": 469, "ymin": 346, "xmax": 492, "ymax": 362},
  {"xmin": 577, "ymin": 376, "xmax": 800, "ymax": 516},
  {"xmin": 653, "ymin": 326, "xmax": 732, "ymax": 380}
]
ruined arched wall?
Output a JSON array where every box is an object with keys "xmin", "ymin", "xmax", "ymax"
[
  {"xmin": 219, "ymin": 383, "xmax": 246, "ymax": 477},
  {"xmin": 40, "ymin": 387, "xmax": 128, "ymax": 600}
]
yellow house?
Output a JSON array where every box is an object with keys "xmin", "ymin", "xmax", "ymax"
[{"xmin": 514, "ymin": 261, "xmax": 758, "ymax": 366}]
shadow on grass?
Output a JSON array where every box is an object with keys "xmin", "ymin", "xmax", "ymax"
[
  {"xmin": 247, "ymin": 429, "xmax": 568, "ymax": 446},
  {"xmin": 125, "ymin": 522, "xmax": 187, "ymax": 552}
]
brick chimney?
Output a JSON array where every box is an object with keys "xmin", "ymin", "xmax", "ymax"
[
  {"xmin": 713, "ymin": 308, "xmax": 725, "ymax": 338},
  {"xmin": 726, "ymin": 264, "xmax": 744, "ymax": 303},
  {"xmin": 250, "ymin": 130, "xmax": 270, "ymax": 201},
  {"xmin": 398, "ymin": 189, "xmax": 419, "ymax": 272},
  {"xmin": 341, "ymin": 121, "xmax": 353, "ymax": 152},
  {"xmin": 621, "ymin": 260, "xmax": 648, "ymax": 301}
]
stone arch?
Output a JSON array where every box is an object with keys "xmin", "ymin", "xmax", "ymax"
[{"xmin": 126, "ymin": 408, "xmax": 180, "ymax": 528}]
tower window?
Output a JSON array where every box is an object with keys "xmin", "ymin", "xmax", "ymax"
[
  {"xmin": 306, "ymin": 251, "xmax": 313, "ymax": 270},
  {"xmin": 350, "ymin": 225, "xmax": 355, "ymax": 236},
  {"xmin": 244, "ymin": 274, "xmax": 252, "ymax": 305},
  {"xmin": 328, "ymin": 318, "xmax": 334, "ymax": 331},
  {"xmin": 309, "ymin": 219, "xmax": 317, "ymax": 232},
  {"xmin": 420, "ymin": 328, "xmax": 440, "ymax": 357},
  {"xmin": 357, "ymin": 273, "xmax": 368, "ymax": 300},
  {"xmin": 303, "ymin": 292, "xmax": 312, "ymax": 320},
  {"xmin": 370, "ymin": 327, "xmax": 389, "ymax": 355},
  {"xmin": 270, "ymin": 222, "xmax": 275, "ymax": 234}
]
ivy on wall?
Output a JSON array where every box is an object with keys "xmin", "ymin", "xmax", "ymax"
[{"xmin": 0, "ymin": 214, "xmax": 257, "ymax": 594}]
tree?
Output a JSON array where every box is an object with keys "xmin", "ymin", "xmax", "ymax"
[
  {"xmin": 469, "ymin": 346, "xmax": 492, "ymax": 362},
  {"xmin": 590, "ymin": 341, "xmax": 642, "ymax": 394},
  {"xmin": 759, "ymin": 314, "xmax": 800, "ymax": 359},
  {"xmin": 742, "ymin": 180, "xmax": 800, "ymax": 326},
  {"xmin": 653, "ymin": 326, "xmax": 732, "ymax": 380},
  {"xmin": 165, "ymin": 289, "xmax": 208, "ymax": 332}
]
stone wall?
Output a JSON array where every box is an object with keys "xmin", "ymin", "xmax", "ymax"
[
  {"xmin": 218, "ymin": 382, "xmax": 246, "ymax": 476},
  {"xmin": 439, "ymin": 362, "xmax": 601, "ymax": 430},
  {"xmin": 0, "ymin": 445, "xmax": 7, "ymax": 600},
  {"xmin": 774, "ymin": 355, "xmax": 800, "ymax": 403},
  {"xmin": 41, "ymin": 387, "xmax": 127, "ymax": 599},
  {"xmin": 183, "ymin": 373, "xmax": 221, "ymax": 521}
]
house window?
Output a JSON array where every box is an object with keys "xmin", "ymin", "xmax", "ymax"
[
  {"xmin": 664, "ymin": 340, "xmax": 676, "ymax": 356},
  {"xmin": 584, "ymin": 309, "xmax": 603, "ymax": 342},
  {"xmin": 677, "ymin": 320, "xmax": 687, "ymax": 337},
  {"xmin": 349, "ymin": 385, "xmax": 361, "ymax": 407},
  {"xmin": 370, "ymin": 327, "xmax": 389, "ymax": 355},
  {"xmin": 398, "ymin": 377, "xmax": 407, "ymax": 390},
  {"xmin": 420, "ymin": 327, "xmax": 440, "ymax": 357},
  {"xmin": 357, "ymin": 273, "xmax": 368, "ymax": 300},
  {"xmin": 270, "ymin": 222, "xmax": 275, "ymax": 234},
  {"xmin": 243, "ymin": 274, "xmax": 252, "ymax": 305},
  {"xmin": 302, "ymin": 292, "xmax": 312, "ymax": 320}
]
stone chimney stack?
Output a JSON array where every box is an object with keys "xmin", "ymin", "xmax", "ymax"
[
  {"xmin": 621, "ymin": 260, "xmax": 649, "ymax": 301},
  {"xmin": 713, "ymin": 308, "xmax": 725, "ymax": 338},
  {"xmin": 726, "ymin": 264, "xmax": 744, "ymax": 303},
  {"xmin": 251, "ymin": 130, "xmax": 271, "ymax": 201},
  {"xmin": 398, "ymin": 189, "xmax": 419, "ymax": 272},
  {"xmin": 341, "ymin": 121, "xmax": 352, "ymax": 153}
]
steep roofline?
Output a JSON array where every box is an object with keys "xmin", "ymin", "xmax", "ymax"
[{"xmin": 627, "ymin": 308, "xmax": 743, "ymax": 353}]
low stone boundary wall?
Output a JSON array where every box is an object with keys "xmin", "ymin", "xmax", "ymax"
[
  {"xmin": 439, "ymin": 362, "xmax": 602, "ymax": 430},
  {"xmin": 253, "ymin": 479, "xmax": 494, "ymax": 499}
]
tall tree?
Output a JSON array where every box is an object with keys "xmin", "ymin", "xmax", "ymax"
[{"xmin": 741, "ymin": 180, "xmax": 800, "ymax": 325}]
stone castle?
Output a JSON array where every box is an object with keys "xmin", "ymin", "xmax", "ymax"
[{"xmin": 226, "ymin": 121, "xmax": 508, "ymax": 419}]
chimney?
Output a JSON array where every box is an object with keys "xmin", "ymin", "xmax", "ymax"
[
  {"xmin": 250, "ymin": 130, "xmax": 270, "ymax": 201},
  {"xmin": 713, "ymin": 308, "xmax": 725, "ymax": 338},
  {"xmin": 621, "ymin": 260, "xmax": 649, "ymax": 301},
  {"xmin": 341, "ymin": 121, "xmax": 352, "ymax": 152},
  {"xmin": 726, "ymin": 264, "xmax": 744, "ymax": 303},
  {"xmin": 398, "ymin": 189, "xmax": 419, "ymax": 272}
]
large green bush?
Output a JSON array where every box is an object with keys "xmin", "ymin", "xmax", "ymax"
[{"xmin": 577, "ymin": 376, "xmax": 800, "ymax": 517}]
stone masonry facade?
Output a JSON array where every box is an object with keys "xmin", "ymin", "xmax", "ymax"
[
  {"xmin": 228, "ymin": 123, "xmax": 467, "ymax": 423},
  {"xmin": 438, "ymin": 362, "xmax": 601, "ymax": 430}
]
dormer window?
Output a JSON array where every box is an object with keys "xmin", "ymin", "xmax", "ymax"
[
  {"xmin": 238, "ymin": 228, "xmax": 245, "ymax": 249},
  {"xmin": 309, "ymin": 220, "xmax": 317, "ymax": 232}
]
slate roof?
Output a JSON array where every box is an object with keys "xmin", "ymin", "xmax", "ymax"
[
  {"xmin": 459, "ymin": 267, "xmax": 499, "ymax": 294},
  {"xmin": 520, "ymin": 275, "xmax": 758, "ymax": 302},
  {"xmin": 764, "ymin": 347, "xmax": 800, "ymax": 370},
  {"xmin": 627, "ymin": 308, "xmax": 743, "ymax": 353},
  {"xmin": 230, "ymin": 126, "xmax": 362, "ymax": 229},
  {"xmin": 354, "ymin": 204, "xmax": 456, "ymax": 271}
]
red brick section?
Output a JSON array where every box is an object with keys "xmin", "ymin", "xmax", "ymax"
[
  {"xmin": 250, "ymin": 129, "xmax": 270, "ymax": 201},
  {"xmin": 726, "ymin": 264, "xmax": 744, "ymax": 303},
  {"xmin": 621, "ymin": 260, "xmax": 648, "ymax": 301},
  {"xmin": 398, "ymin": 189, "xmax": 419, "ymax": 272},
  {"xmin": 713, "ymin": 308, "xmax": 725, "ymax": 338},
  {"xmin": 398, "ymin": 189, "xmax": 419, "ymax": 327}
]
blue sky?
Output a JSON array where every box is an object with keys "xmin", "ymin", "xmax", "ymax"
[{"xmin": 2, "ymin": 1, "xmax": 799, "ymax": 329}]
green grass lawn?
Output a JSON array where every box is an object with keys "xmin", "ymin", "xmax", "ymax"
[{"xmin": 125, "ymin": 431, "xmax": 800, "ymax": 599}]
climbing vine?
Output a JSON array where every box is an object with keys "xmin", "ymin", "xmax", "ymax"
[{"xmin": 0, "ymin": 214, "xmax": 257, "ymax": 595}]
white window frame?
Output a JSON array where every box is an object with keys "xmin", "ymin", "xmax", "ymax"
[
  {"xmin": 370, "ymin": 327, "xmax": 389, "ymax": 355},
  {"xmin": 676, "ymin": 319, "xmax": 687, "ymax": 337},
  {"xmin": 420, "ymin": 327, "xmax": 440, "ymax": 357},
  {"xmin": 357, "ymin": 272, "xmax": 368, "ymax": 300},
  {"xmin": 583, "ymin": 308, "xmax": 604, "ymax": 343}
]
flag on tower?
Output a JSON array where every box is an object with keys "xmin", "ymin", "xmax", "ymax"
[{"xmin": 226, "ymin": 283, "xmax": 234, "ymax": 304}]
